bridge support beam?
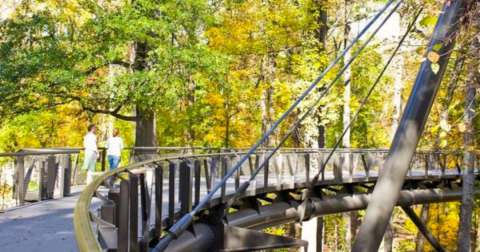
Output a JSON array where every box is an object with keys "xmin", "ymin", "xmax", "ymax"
[
  {"xmin": 215, "ymin": 224, "xmax": 308, "ymax": 252},
  {"xmin": 401, "ymin": 206, "xmax": 446, "ymax": 252},
  {"xmin": 352, "ymin": 1, "xmax": 466, "ymax": 252},
  {"xmin": 162, "ymin": 188, "xmax": 469, "ymax": 252}
]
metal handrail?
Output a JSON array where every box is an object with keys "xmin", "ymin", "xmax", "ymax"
[
  {"xmin": 73, "ymin": 152, "xmax": 245, "ymax": 252},
  {"xmin": 73, "ymin": 148, "xmax": 473, "ymax": 252},
  {"xmin": 1, "ymin": 147, "xmax": 474, "ymax": 156}
]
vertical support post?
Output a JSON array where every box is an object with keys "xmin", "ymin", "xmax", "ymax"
[
  {"xmin": 108, "ymin": 188, "xmax": 120, "ymax": 226},
  {"xmin": 179, "ymin": 161, "xmax": 193, "ymax": 215},
  {"xmin": 55, "ymin": 156, "xmax": 65, "ymax": 199},
  {"xmin": 15, "ymin": 156, "xmax": 25, "ymax": 206},
  {"xmin": 248, "ymin": 155, "xmax": 255, "ymax": 175},
  {"xmin": 209, "ymin": 157, "xmax": 217, "ymax": 194},
  {"xmin": 348, "ymin": 151, "xmax": 354, "ymax": 179},
  {"xmin": 194, "ymin": 160, "xmax": 201, "ymax": 207},
  {"xmin": 333, "ymin": 153, "xmax": 342, "ymax": 183},
  {"xmin": 353, "ymin": 2, "xmax": 466, "ymax": 251},
  {"xmin": 63, "ymin": 155, "xmax": 71, "ymax": 196},
  {"xmin": 72, "ymin": 154, "xmax": 79, "ymax": 186},
  {"xmin": 46, "ymin": 155, "xmax": 56, "ymax": 199},
  {"xmin": 263, "ymin": 154, "xmax": 269, "ymax": 192},
  {"xmin": 361, "ymin": 154, "xmax": 369, "ymax": 177},
  {"xmin": 129, "ymin": 174, "xmax": 139, "ymax": 252},
  {"xmin": 38, "ymin": 157, "xmax": 46, "ymax": 200},
  {"xmin": 318, "ymin": 152, "xmax": 325, "ymax": 181},
  {"xmin": 118, "ymin": 180, "xmax": 130, "ymax": 252},
  {"xmin": 235, "ymin": 157, "xmax": 241, "ymax": 190},
  {"xmin": 154, "ymin": 165, "xmax": 163, "ymax": 235},
  {"xmin": 305, "ymin": 153, "xmax": 311, "ymax": 186},
  {"xmin": 221, "ymin": 157, "xmax": 228, "ymax": 202},
  {"xmin": 273, "ymin": 154, "xmax": 282, "ymax": 188},
  {"xmin": 101, "ymin": 200, "xmax": 116, "ymax": 225},
  {"xmin": 139, "ymin": 173, "xmax": 148, "ymax": 234},
  {"xmin": 251, "ymin": 155, "xmax": 260, "ymax": 194},
  {"xmin": 204, "ymin": 159, "xmax": 211, "ymax": 192},
  {"xmin": 168, "ymin": 163, "xmax": 176, "ymax": 227}
]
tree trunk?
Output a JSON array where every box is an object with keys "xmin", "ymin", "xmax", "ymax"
[
  {"xmin": 415, "ymin": 204, "xmax": 430, "ymax": 252},
  {"xmin": 260, "ymin": 86, "xmax": 268, "ymax": 147},
  {"xmin": 135, "ymin": 107, "xmax": 157, "ymax": 148},
  {"xmin": 342, "ymin": 0, "xmax": 351, "ymax": 151},
  {"xmin": 457, "ymin": 39, "xmax": 479, "ymax": 252},
  {"xmin": 317, "ymin": 217, "xmax": 324, "ymax": 251},
  {"xmin": 391, "ymin": 56, "xmax": 404, "ymax": 141},
  {"xmin": 435, "ymin": 56, "xmax": 465, "ymax": 149},
  {"xmin": 314, "ymin": 0, "xmax": 328, "ymax": 150},
  {"xmin": 131, "ymin": 40, "xmax": 158, "ymax": 150},
  {"xmin": 342, "ymin": 1, "xmax": 355, "ymax": 249},
  {"xmin": 259, "ymin": 51, "xmax": 276, "ymax": 147}
]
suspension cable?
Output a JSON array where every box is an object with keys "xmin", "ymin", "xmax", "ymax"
[
  {"xmin": 152, "ymin": 1, "xmax": 397, "ymax": 250},
  {"xmin": 219, "ymin": 0, "xmax": 408, "ymax": 213},
  {"xmin": 300, "ymin": 8, "xmax": 424, "ymax": 205}
]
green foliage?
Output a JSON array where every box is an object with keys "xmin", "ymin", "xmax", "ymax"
[{"xmin": 1, "ymin": 0, "xmax": 479, "ymax": 248}]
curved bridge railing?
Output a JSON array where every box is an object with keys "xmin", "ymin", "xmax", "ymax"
[
  {"xmin": 73, "ymin": 148, "xmax": 480, "ymax": 252},
  {"xmin": 0, "ymin": 147, "xmax": 213, "ymax": 210}
]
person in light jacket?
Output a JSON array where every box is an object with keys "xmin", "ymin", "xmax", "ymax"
[
  {"xmin": 106, "ymin": 128, "xmax": 124, "ymax": 185},
  {"xmin": 82, "ymin": 124, "xmax": 98, "ymax": 184}
]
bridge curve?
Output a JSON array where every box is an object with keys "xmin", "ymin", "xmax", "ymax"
[
  {"xmin": 73, "ymin": 149, "xmax": 479, "ymax": 252},
  {"xmin": 0, "ymin": 147, "xmax": 209, "ymax": 252}
]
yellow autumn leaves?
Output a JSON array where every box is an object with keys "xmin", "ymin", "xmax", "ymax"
[{"xmin": 428, "ymin": 51, "xmax": 441, "ymax": 74}]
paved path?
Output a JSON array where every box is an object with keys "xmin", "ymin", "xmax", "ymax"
[{"xmin": 0, "ymin": 186, "xmax": 101, "ymax": 252}]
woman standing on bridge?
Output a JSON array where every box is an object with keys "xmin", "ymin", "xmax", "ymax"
[
  {"xmin": 82, "ymin": 124, "xmax": 98, "ymax": 184},
  {"xmin": 106, "ymin": 128, "xmax": 124, "ymax": 185}
]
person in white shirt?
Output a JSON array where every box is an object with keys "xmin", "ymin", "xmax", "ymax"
[
  {"xmin": 106, "ymin": 128, "xmax": 124, "ymax": 185},
  {"xmin": 82, "ymin": 124, "xmax": 98, "ymax": 184}
]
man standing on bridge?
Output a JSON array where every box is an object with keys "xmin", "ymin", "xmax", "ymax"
[{"xmin": 82, "ymin": 124, "xmax": 98, "ymax": 184}]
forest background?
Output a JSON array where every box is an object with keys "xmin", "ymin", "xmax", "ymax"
[{"xmin": 1, "ymin": 0, "xmax": 479, "ymax": 251}]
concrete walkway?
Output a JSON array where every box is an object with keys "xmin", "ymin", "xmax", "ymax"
[{"xmin": 0, "ymin": 186, "xmax": 98, "ymax": 252}]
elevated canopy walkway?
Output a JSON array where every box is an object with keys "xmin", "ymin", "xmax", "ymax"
[
  {"xmin": 1, "ymin": 0, "xmax": 472, "ymax": 251},
  {"xmin": 73, "ymin": 149, "xmax": 480, "ymax": 252},
  {"xmin": 72, "ymin": 1, "xmax": 472, "ymax": 251},
  {"xmin": 0, "ymin": 148, "xmax": 476, "ymax": 252}
]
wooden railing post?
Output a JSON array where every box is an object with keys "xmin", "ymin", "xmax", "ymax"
[
  {"xmin": 118, "ymin": 180, "xmax": 130, "ymax": 252},
  {"xmin": 46, "ymin": 155, "xmax": 56, "ymax": 199},
  {"xmin": 154, "ymin": 165, "xmax": 163, "ymax": 236},
  {"xmin": 15, "ymin": 156, "xmax": 25, "ymax": 206},
  {"xmin": 129, "ymin": 174, "xmax": 139, "ymax": 252},
  {"xmin": 63, "ymin": 155, "xmax": 72, "ymax": 196}
]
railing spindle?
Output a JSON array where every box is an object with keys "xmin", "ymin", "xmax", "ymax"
[
  {"xmin": 194, "ymin": 160, "xmax": 201, "ymax": 206},
  {"xmin": 129, "ymin": 174, "xmax": 139, "ymax": 252},
  {"xmin": 168, "ymin": 163, "xmax": 176, "ymax": 227},
  {"xmin": 154, "ymin": 165, "xmax": 163, "ymax": 235},
  {"xmin": 118, "ymin": 180, "xmax": 130, "ymax": 252}
]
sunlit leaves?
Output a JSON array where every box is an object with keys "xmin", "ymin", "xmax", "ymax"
[
  {"xmin": 419, "ymin": 16, "xmax": 438, "ymax": 26},
  {"xmin": 428, "ymin": 51, "xmax": 440, "ymax": 63}
]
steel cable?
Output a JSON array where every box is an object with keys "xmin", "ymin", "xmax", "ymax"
[
  {"xmin": 300, "ymin": 8, "xmax": 424, "ymax": 203},
  {"xmin": 219, "ymin": 0, "xmax": 410, "ymax": 213},
  {"xmin": 152, "ymin": 1, "xmax": 398, "ymax": 250}
]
